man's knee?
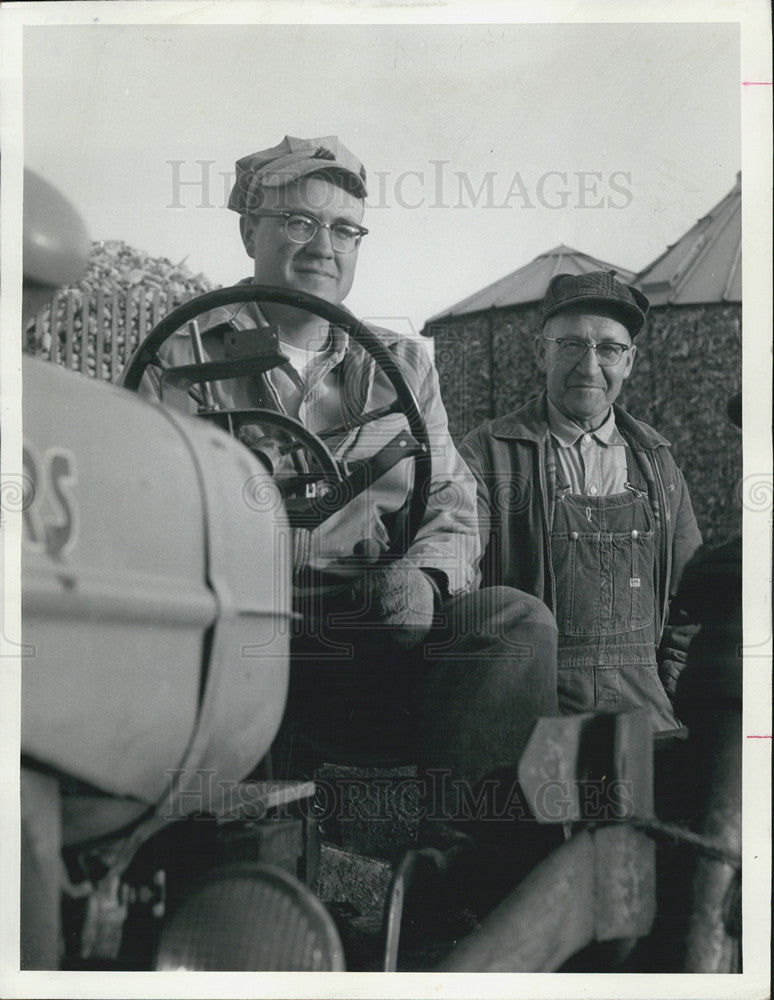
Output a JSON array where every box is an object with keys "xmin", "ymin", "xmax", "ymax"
[
  {"xmin": 448, "ymin": 585, "xmax": 557, "ymax": 641},
  {"xmin": 488, "ymin": 585, "xmax": 557, "ymax": 632}
]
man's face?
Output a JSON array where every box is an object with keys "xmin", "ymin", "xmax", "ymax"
[
  {"xmin": 535, "ymin": 310, "xmax": 636, "ymax": 428},
  {"xmin": 239, "ymin": 174, "xmax": 364, "ymax": 305}
]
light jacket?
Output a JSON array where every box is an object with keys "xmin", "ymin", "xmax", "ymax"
[
  {"xmin": 139, "ymin": 291, "xmax": 479, "ymax": 595},
  {"xmin": 459, "ymin": 392, "xmax": 702, "ymax": 642}
]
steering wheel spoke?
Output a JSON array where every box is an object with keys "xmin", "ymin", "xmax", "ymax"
[{"xmin": 120, "ymin": 285, "xmax": 430, "ymax": 554}]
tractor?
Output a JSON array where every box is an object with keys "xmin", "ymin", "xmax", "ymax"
[
  {"xmin": 17, "ymin": 284, "xmax": 743, "ymax": 975},
  {"xmin": 14, "ymin": 169, "xmax": 743, "ymax": 975}
]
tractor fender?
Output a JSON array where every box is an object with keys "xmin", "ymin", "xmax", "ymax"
[{"xmin": 21, "ymin": 357, "xmax": 291, "ymax": 812}]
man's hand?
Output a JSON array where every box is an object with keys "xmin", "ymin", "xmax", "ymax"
[
  {"xmin": 657, "ymin": 621, "xmax": 702, "ymax": 699},
  {"xmin": 348, "ymin": 559, "xmax": 439, "ymax": 651}
]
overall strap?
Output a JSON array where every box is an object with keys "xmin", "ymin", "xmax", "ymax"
[
  {"xmin": 545, "ymin": 436, "xmax": 562, "ymax": 533},
  {"xmin": 623, "ymin": 439, "xmax": 656, "ymax": 502},
  {"xmin": 622, "ymin": 437, "xmax": 665, "ymax": 634},
  {"xmin": 623, "ymin": 442, "xmax": 650, "ymax": 496}
]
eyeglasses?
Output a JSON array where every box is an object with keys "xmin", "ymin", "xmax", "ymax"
[
  {"xmin": 543, "ymin": 337, "xmax": 631, "ymax": 367},
  {"xmin": 249, "ymin": 210, "xmax": 369, "ymax": 253}
]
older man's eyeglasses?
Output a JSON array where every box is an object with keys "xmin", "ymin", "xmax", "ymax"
[
  {"xmin": 544, "ymin": 337, "xmax": 630, "ymax": 367},
  {"xmin": 249, "ymin": 210, "xmax": 369, "ymax": 253}
]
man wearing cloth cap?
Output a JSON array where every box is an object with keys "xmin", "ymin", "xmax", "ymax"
[
  {"xmin": 460, "ymin": 271, "xmax": 702, "ymax": 730},
  {"xmin": 140, "ymin": 136, "xmax": 558, "ymax": 874}
]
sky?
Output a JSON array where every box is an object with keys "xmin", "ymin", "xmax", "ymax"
[{"xmin": 17, "ymin": 14, "xmax": 742, "ymax": 335}]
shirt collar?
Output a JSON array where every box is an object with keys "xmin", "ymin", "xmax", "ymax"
[
  {"xmin": 228, "ymin": 278, "xmax": 350, "ymax": 366},
  {"xmin": 547, "ymin": 397, "xmax": 622, "ymax": 448}
]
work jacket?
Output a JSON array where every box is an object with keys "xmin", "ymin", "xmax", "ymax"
[
  {"xmin": 459, "ymin": 392, "xmax": 702, "ymax": 643},
  {"xmin": 139, "ymin": 289, "xmax": 479, "ymax": 596}
]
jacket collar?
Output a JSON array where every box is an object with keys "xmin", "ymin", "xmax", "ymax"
[
  {"xmin": 226, "ymin": 277, "xmax": 405, "ymax": 351},
  {"xmin": 490, "ymin": 391, "xmax": 671, "ymax": 449}
]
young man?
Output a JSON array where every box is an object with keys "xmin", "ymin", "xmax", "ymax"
[{"xmin": 140, "ymin": 136, "xmax": 558, "ymax": 870}]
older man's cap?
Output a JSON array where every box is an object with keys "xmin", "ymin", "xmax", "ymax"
[
  {"xmin": 542, "ymin": 269, "xmax": 650, "ymax": 337},
  {"xmin": 228, "ymin": 135, "xmax": 367, "ymax": 214}
]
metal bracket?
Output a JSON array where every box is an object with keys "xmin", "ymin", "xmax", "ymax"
[{"xmin": 518, "ymin": 709, "xmax": 654, "ymax": 823}]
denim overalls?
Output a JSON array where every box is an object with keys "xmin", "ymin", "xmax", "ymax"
[{"xmin": 550, "ymin": 445, "xmax": 679, "ymax": 731}]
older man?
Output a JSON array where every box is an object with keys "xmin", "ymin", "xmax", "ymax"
[
  {"xmin": 460, "ymin": 270, "xmax": 702, "ymax": 731},
  {"xmin": 139, "ymin": 136, "xmax": 558, "ymax": 865}
]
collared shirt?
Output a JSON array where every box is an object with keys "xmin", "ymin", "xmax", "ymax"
[
  {"xmin": 225, "ymin": 293, "xmax": 349, "ymax": 434},
  {"xmin": 279, "ymin": 337, "xmax": 334, "ymax": 379},
  {"xmin": 141, "ymin": 287, "xmax": 480, "ymax": 593},
  {"xmin": 275, "ymin": 336, "xmax": 343, "ymax": 431},
  {"xmin": 547, "ymin": 397, "xmax": 628, "ymax": 496}
]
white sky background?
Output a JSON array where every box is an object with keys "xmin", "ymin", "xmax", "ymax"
[{"xmin": 22, "ymin": 20, "xmax": 741, "ymax": 334}]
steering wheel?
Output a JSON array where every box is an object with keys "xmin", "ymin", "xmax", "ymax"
[{"xmin": 121, "ymin": 285, "xmax": 431, "ymax": 557}]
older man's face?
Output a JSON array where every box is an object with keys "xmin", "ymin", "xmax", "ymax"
[
  {"xmin": 535, "ymin": 311, "xmax": 636, "ymax": 429},
  {"xmin": 239, "ymin": 174, "xmax": 364, "ymax": 305}
]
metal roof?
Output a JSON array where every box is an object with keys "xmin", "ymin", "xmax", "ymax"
[
  {"xmin": 635, "ymin": 173, "xmax": 741, "ymax": 306},
  {"xmin": 423, "ymin": 245, "xmax": 637, "ymax": 328}
]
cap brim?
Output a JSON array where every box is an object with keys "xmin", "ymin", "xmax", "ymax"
[
  {"xmin": 543, "ymin": 295, "xmax": 645, "ymax": 336},
  {"xmin": 260, "ymin": 162, "xmax": 367, "ymax": 198}
]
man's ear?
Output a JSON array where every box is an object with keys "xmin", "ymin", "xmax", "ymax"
[
  {"xmin": 622, "ymin": 342, "xmax": 637, "ymax": 380},
  {"xmin": 239, "ymin": 214, "xmax": 256, "ymax": 259},
  {"xmin": 534, "ymin": 335, "xmax": 548, "ymax": 372}
]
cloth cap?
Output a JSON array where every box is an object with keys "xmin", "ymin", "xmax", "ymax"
[
  {"xmin": 228, "ymin": 135, "xmax": 367, "ymax": 214},
  {"xmin": 542, "ymin": 269, "xmax": 650, "ymax": 337}
]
